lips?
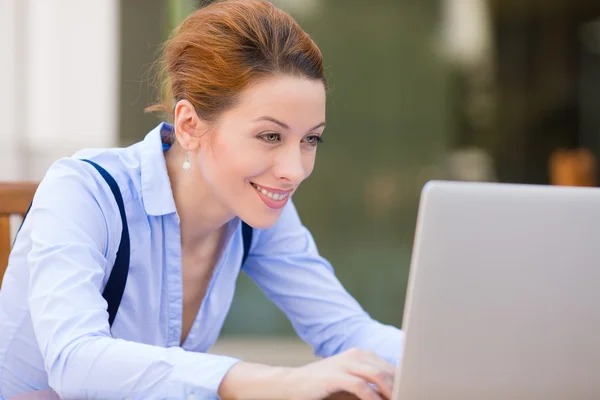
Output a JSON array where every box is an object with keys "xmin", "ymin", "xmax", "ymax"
[{"xmin": 251, "ymin": 182, "xmax": 293, "ymax": 209}]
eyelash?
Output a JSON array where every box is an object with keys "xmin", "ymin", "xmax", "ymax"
[{"xmin": 259, "ymin": 133, "xmax": 324, "ymax": 147}]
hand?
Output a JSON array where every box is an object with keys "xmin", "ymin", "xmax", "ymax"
[
  {"xmin": 287, "ymin": 348, "xmax": 396, "ymax": 400},
  {"xmin": 218, "ymin": 348, "xmax": 395, "ymax": 400}
]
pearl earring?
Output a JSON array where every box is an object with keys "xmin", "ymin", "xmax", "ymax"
[{"xmin": 182, "ymin": 151, "xmax": 191, "ymax": 171}]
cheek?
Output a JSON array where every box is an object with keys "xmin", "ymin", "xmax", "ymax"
[{"xmin": 202, "ymin": 140, "xmax": 266, "ymax": 187}]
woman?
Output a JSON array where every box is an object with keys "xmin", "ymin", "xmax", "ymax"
[{"xmin": 0, "ymin": 1, "xmax": 404, "ymax": 399}]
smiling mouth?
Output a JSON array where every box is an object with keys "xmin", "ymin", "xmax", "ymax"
[{"xmin": 250, "ymin": 182, "xmax": 291, "ymax": 201}]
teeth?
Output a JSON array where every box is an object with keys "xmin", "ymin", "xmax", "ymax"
[{"xmin": 252, "ymin": 183, "xmax": 289, "ymax": 201}]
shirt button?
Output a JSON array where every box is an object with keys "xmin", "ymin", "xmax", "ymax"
[{"xmin": 187, "ymin": 394, "xmax": 197, "ymax": 400}]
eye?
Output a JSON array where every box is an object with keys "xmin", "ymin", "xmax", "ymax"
[
  {"xmin": 304, "ymin": 135, "xmax": 324, "ymax": 147},
  {"xmin": 259, "ymin": 133, "xmax": 281, "ymax": 143}
]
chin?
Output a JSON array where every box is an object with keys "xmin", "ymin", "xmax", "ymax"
[{"xmin": 243, "ymin": 212, "xmax": 282, "ymax": 230}]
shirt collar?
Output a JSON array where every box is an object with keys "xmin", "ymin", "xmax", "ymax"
[{"xmin": 140, "ymin": 122, "xmax": 178, "ymax": 216}]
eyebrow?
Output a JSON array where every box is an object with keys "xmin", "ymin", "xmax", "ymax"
[{"xmin": 254, "ymin": 116, "xmax": 326, "ymax": 132}]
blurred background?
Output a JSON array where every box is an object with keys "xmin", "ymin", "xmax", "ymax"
[{"xmin": 2, "ymin": 0, "xmax": 600, "ymax": 364}]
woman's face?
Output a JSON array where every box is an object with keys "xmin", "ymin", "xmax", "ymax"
[{"xmin": 196, "ymin": 75, "xmax": 326, "ymax": 229}]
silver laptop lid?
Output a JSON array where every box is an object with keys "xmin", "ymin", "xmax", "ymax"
[{"xmin": 394, "ymin": 181, "xmax": 600, "ymax": 400}]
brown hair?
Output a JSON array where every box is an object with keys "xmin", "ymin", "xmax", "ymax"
[{"xmin": 146, "ymin": 0, "xmax": 326, "ymax": 123}]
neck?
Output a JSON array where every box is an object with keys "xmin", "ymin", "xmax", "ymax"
[{"xmin": 164, "ymin": 142, "xmax": 235, "ymax": 248}]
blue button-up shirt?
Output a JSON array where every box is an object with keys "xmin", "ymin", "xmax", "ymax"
[{"xmin": 0, "ymin": 123, "xmax": 404, "ymax": 400}]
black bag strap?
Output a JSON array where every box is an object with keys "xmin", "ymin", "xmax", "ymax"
[
  {"xmin": 81, "ymin": 159, "xmax": 130, "ymax": 328},
  {"xmin": 241, "ymin": 221, "xmax": 253, "ymax": 266},
  {"xmin": 19, "ymin": 159, "xmax": 253, "ymax": 329},
  {"xmin": 17, "ymin": 159, "xmax": 129, "ymax": 327}
]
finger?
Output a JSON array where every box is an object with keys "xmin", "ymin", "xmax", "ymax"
[
  {"xmin": 337, "ymin": 376, "xmax": 384, "ymax": 400},
  {"xmin": 362, "ymin": 350, "xmax": 397, "ymax": 378},
  {"xmin": 359, "ymin": 350, "xmax": 396, "ymax": 397},
  {"xmin": 347, "ymin": 363, "xmax": 394, "ymax": 400},
  {"xmin": 343, "ymin": 348, "xmax": 396, "ymax": 379},
  {"xmin": 372, "ymin": 384, "xmax": 392, "ymax": 400},
  {"xmin": 339, "ymin": 349, "xmax": 395, "ymax": 399}
]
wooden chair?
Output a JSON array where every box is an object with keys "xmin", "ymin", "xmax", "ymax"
[{"xmin": 0, "ymin": 182, "xmax": 39, "ymax": 284}]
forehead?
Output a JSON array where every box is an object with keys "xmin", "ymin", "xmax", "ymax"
[{"xmin": 223, "ymin": 75, "xmax": 326, "ymax": 128}]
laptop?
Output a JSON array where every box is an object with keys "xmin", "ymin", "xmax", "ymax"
[{"xmin": 392, "ymin": 180, "xmax": 600, "ymax": 400}]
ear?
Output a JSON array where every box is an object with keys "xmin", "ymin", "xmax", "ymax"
[{"xmin": 173, "ymin": 100, "xmax": 208, "ymax": 151}]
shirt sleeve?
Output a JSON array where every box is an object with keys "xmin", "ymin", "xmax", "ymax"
[
  {"xmin": 242, "ymin": 200, "xmax": 405, "ymax": 366},
  {"xmin": 26, "ymin": 158, "xmax": 240, "ymax": 400}
]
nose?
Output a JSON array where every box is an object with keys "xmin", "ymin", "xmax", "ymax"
[{"xmin": 273, "ymin": 146, "xmax": 307, "ymax": 185}]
